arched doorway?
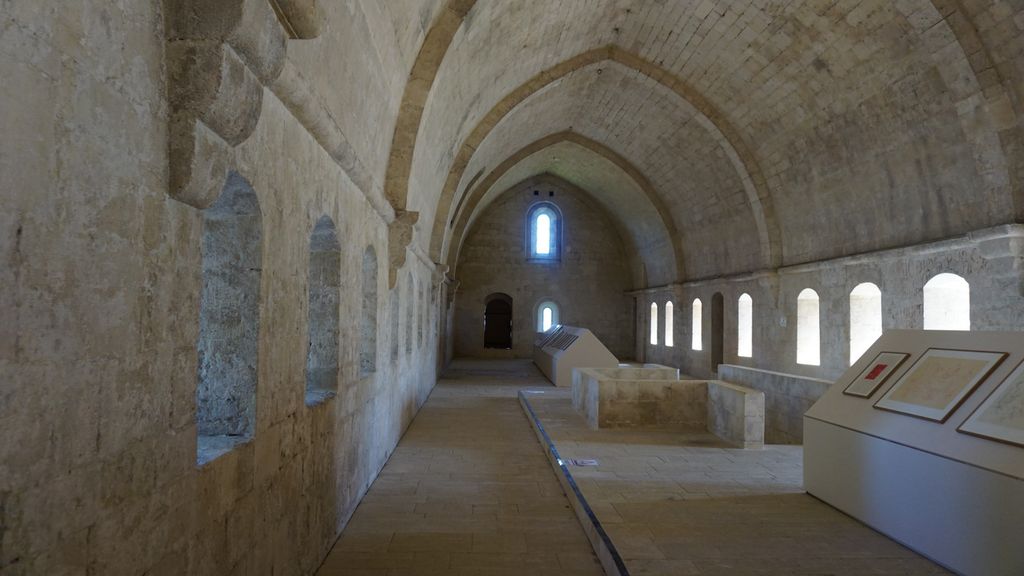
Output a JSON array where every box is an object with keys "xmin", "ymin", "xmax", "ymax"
[
  {"xmin": 711, "ymin": 292, "xmax": 724, "ymax": 373},
  {"xmin": 484, "ymin": 293, "xmax": 513, "ymax": 349}
]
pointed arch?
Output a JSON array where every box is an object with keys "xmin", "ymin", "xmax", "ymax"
[
  {"xmin": 429, "ymin": 45, "xmax": 780, "ymax": 277},
  {"xmin": 444, "ymin": 131, "xmax": 684, "ymax": 278},
  {"xmin": 383, "ymin": 0, "xmax": 478, "ymax": 209}
]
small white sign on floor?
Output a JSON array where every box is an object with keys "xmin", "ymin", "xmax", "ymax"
[{"xmin": 569, "ymin": 459, "xmax": 599, "ymax": 467}]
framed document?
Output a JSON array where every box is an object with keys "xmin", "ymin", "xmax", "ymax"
[
  {"xmin": 874, "ymin": 348, "xmax": 1007, "ymax": 422},
  {"xmin": 844, "ymin": 352, "xmax": 910, "ymax": 398},
  {"xmin": 959, "ymin": 360, "xmax": 1024, "ymax": 447}
]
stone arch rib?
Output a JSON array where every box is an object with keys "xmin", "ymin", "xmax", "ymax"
[
  {"xmin": 428, "ymin": 46, "xmax": 782, "ymax": 277},
  {"xmin": 383, "ymin": 0, "xmax": 478, "ymax": 209},
  {"xmin": 444, "ymin": 131, "xmax": 686, "ymax": 281}
]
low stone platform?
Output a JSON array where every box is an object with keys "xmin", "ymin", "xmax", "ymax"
[
  {"xmin": 572, "ymin": 367, "xmax": 764, "ymax": 448},
  {"xmin": 520, "ymin": 388, "xmax": 949, "ymax": 576}
]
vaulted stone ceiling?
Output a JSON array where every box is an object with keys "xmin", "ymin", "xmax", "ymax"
[{"xmin": 341, "ymin": 0, "xmax": 1023, "ymax": 285}]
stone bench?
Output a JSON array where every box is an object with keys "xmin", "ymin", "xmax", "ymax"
[{"xmin": 571, "ymin": 366, "xmax": 764, "ymax": 449}]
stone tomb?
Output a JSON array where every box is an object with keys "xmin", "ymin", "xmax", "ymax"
[{"xmin": 572, "ymin": 365, "xmax": 764, "ymax": 448}]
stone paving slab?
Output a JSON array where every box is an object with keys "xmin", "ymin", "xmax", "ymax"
[
  {"xmin": 524, "ymin": 388, "xmax": 952, "ymax": 576},
  {"xmin": 317, "ymin": 360, "xmax": 603, "ymax": 576}
]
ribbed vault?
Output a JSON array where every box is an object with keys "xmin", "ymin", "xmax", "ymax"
[
  {"xmin": 447, "ymin": 136, "xmax": 679, "ymax": 287},
  {"xmin": 388, "ymin": 0, "xmax": 1022, "ymax": 283}
]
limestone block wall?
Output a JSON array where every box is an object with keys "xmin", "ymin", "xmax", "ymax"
[
  {"xmin": 716, "ymin": 365, "xmax": 830, "ymax": 444},
  {"xmin": 452, "ymin": 177, "xmax": 634, "ymax": 359},
  {"xmin": 0, "ymin": 2, "xmax": 441, "ymax": 575},
  {"xmin": 641, "ymin": 225, "xmax": 1024, "ymax": 441},
  {"xmin": 706, "ymin": 381, "xmax": 766, "ymax": 450}
]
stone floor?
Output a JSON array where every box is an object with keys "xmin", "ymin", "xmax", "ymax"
[
  {"xmin": 524, "ymin": 387, "xmax": 951, "ymax": 576},
  {"xmin": 320, "ymin": 359, "xmax": 949, "ymax": 575},
  {"xmin": 316, "ymin": 359, "xmax": 604, "ymax": 575}
]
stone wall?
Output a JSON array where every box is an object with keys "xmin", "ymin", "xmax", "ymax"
[
  {"xmin": 716, "ymin": 365, "xmax": 830, "ymax": 444},
  {"xmin": 0, "ymin": 2, "xmax": 440, "ymax": 574},
  {"xmin": 641, "ymin": 225, "xmax": 1024, "ymax": 442},
  {"xmin": 706, "ymin": 380, "xmax": 766, "ymax": 450},
  {"xmin": 452, "ymin": 176, "xmax": 634, "ymax": 359}
]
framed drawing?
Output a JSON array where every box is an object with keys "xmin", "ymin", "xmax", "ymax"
[
  {"xmin": 874, "ymin": 348, "xmax": 1007, "ymax": 422},
  {"xmin": 959, "ymin": 360, "xmax": 1024, "ymax": 447},
  {"xmin": 844, "ymin": 352, "xmax": 911, "ymax": 398}
]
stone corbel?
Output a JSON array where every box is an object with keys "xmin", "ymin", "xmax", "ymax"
[
  {"xmin": 165, "ymin": 0, "xmax": 289, "ymax": 209},
  {"xmin": 388, "ymin": 210, "xmax": 420, "ymax": 289},
  {"xmin": 445, "ymin": 274, "xmax": 459, "ymax": 310}
]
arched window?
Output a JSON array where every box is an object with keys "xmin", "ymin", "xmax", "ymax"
[
  {"xmin": 692, "ymin": 299, "xmax": 703, "ymax": 350},
  {"xmin": 650, "ymin": 302, "xmax": 659, "ymax": 345},
  {"xmin": 528, "ymin": 203, "xmax": 559, "ymax": 259},
  {"xmin": 737, "ymin": 293, "xmax": 752, "ymax": 358},
  {"xmin": 306, "ymin": 216, "xmax": 341, "ymax": 405},
  {"xmin": 797, "ymin": 288, "xmax": 820, "ymax": 366},
  {"xmin": 665, "ymin": 301, "xmax": 674, "ymax": 347},
  {"xmin": 359, "ymin": 246, "xmax": 378, "ymax": 376},
  {"xmin": 923, "ymin": 273, "xmax": 970, "ymax": 330},
  {"xmin": 849, "ymin": 282, "xmax": 882, "ymax": 365},
  {"xmin": 196, "ymin": 173, "xmax": 262, "ymax": 465},
  {"xmin": 536, "ymin": 300, "xmax": 559, "ymax": 332}
]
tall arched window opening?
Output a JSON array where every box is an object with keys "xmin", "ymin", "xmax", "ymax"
[
  {"xmin": 196, "ymin": 173, "xmax": 262, "ymax": 465},
  {"xmin": 664, "ymin": 301, "xmax": 674, "ymax": 347},
  {"xmin": 797, "ymin": 288, "xmax": 820, "ymax": 366},
  {"xmin": 923, "ymin": 273, "xmax": 970, "ymax": 330},
  {"xmin": 484, "ymin": 293, "xmax": 513, "ymax": 349},
  {"xmin": 306, "ymin": 216, "xmax": 341, "ymax": 405},
  {"xmin": 528, "ymin": 203, "xmax": 560, "ymax": 260},
  {"xmin": 650, "ymin": 302, "xmax": 659, "ymax": 345},
  {"xmin": 359, "ymin": 246, "xmax": 378, "ymax": 376},
  {"xmin": 737, "ymin": 294, "xmax": 752, "ymax": 358},
  {"xmin": 692, "ymin": 299, "xmax": 703, "ymax": 351},
  {"xmin": 536, "ymin": 301, "xmax": 559, "ymax": 332},
  {"xmin": 849, "ymin": 282, "xmax": 882, "ymax": 365}
]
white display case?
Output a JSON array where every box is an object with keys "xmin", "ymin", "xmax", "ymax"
[
  {"xmin": 533, "ymin": 325, "xmax": 617, "ymax": 387},
  {"xmin": 804, "ymin": 329, "xmax": 1024, "ymax": 576}
]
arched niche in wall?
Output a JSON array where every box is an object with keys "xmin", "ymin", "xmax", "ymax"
[
  {"xmin": 359, "ymin": 246, "xmax": 378, "ymax": 376},
  {"xmin": 406, "ymin": 276, "xmax": 415, "ymax": 355},
  {"xmin": 389, "ymin": 289, "xmax": 400, "ymax": 364},
  {"xmin": 418, "ymin": 280, "xmax": 426, "ymax": 349},
  {"xmin": 196, "ymin": 171, "xmax": 262, "ymax": 466},
  {"xmin": 305, "ymin": 215, "xmax": 341, "ymax": 405}
]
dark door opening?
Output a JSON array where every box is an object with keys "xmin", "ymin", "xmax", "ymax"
[
  {"xmin": 711, "ymin": 292, "xmax": 724, "ymax": 373},
  {"xmin": 484, "ymin": 293, "xmax": 513, "ymax": 349}
]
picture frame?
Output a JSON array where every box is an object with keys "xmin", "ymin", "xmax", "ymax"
[
  {"xmin": 843, "ymin": 352, "xmax": 911, "ymax": 398},
  {"xmin": 958, "ymin": 359, "xmax": 1024, "ymax": 448},
  {"xmin": 874, "ymin": 348, "xmax": 1007, "ymax": 422}
]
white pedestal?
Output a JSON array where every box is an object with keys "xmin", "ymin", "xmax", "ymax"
[{"xmin": 804, "ymin": 417, "xmax": 1024, "ymax": 575}]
